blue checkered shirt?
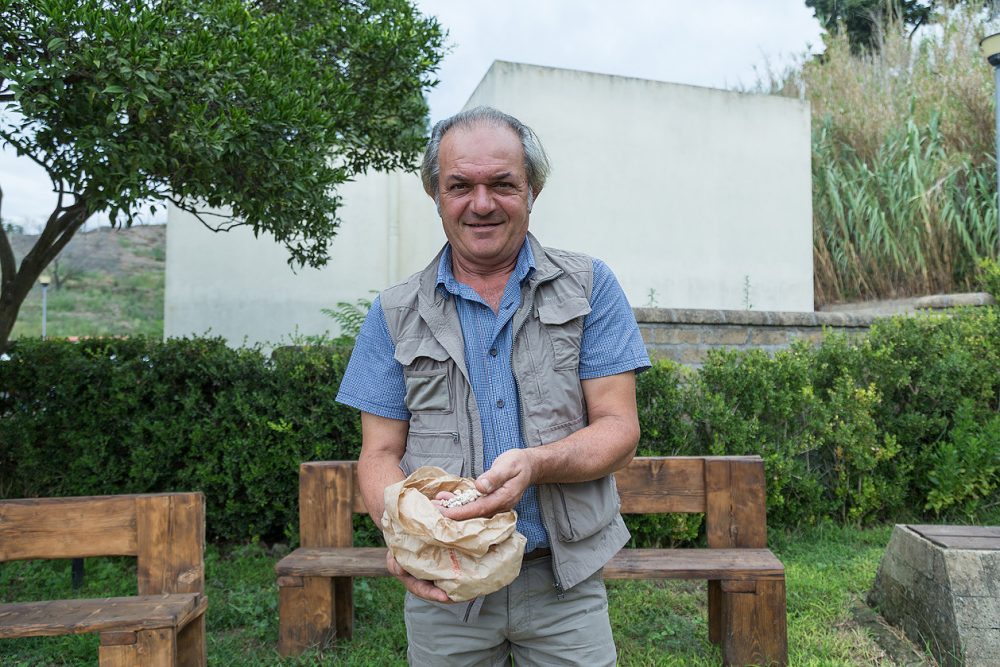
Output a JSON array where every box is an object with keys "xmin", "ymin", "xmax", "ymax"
[{"xmin": 336, "ymin": 239, "xmax": 650, "ymax": 551}]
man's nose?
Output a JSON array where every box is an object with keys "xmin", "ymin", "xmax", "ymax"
[{"xmin": 470, "ymin": 184, "xmax": 495, "ymax": 215}]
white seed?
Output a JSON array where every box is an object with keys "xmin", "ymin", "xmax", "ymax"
[{"xmin": 442, "ymin": 488, "xmax": 483, "ymax": 508}]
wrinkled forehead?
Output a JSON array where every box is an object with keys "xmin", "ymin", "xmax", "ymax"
[{"xmin": 438, "ymin": 122, "xmax": 525, "ymax": 172}]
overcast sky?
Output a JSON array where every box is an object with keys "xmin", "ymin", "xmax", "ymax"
[{"xmin": 1, "ymin": 1, "xmax": 824, "ymax": 232}]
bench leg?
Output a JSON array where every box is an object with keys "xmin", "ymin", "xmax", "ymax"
[
  {"xmin": 99, "ymin": 628, "xmax": 176, "ymax": 666},
  {"xmin": 177, "ymin": 611, "xmax": 207, "ymax": 667},
  {"xmin": 278, "ymin": 575, "xmax": 338, "ymax": 656},
  {"xmin": 718, "ymin": 578, "xmax": 788, "ymax": 667},
  {"xmin": 707, "ymin": 580, "xmax": 722, "ymax": 644},
  {"xmin": 333, "ymin": 576, "xmax": 354, "ymax": 639}
]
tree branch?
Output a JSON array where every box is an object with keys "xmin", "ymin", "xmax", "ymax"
[
  {"xmin": 0, "ymin": 131, "xmax": 54, "ymax": 176},
  {"xmin": 20, "ymin": 199, "xmax": 90, "ymax": 274},
  {"xmin": 168, "ymin": 196, "xmax": 250, "ymax": 232}
]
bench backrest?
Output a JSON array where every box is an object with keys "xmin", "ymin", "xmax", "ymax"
[
  {"xmin": 0, "ymin": 492, "xmax": 205, "ymax": 595},
  {"xmin": 296, "ymin": 456, "xmax": 767, "ymax": 550}
]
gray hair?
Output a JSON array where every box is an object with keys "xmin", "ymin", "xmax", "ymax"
[{"xmin": 420, "ymin": 106, "xmax": 551, "ymax": 200}]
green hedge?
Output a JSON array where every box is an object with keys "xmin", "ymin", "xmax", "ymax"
[
  {"xmin": 2, "ymin": 307, "xmax": 998, "ymax": 545},
  {"xmin": 0, "ymin": 337, "xmax": 361, "ymax": 543}
]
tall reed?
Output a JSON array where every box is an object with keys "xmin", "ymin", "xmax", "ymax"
[{"xmin": 774, "ymin": 6, "xmax": 999, "ymax": 304}]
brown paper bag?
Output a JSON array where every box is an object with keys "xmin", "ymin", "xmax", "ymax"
[{"xmin": 381, "ymin": 466, "xmax": 527, "ymax": 602}]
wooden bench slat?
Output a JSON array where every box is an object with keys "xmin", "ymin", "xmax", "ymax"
[
  {"xmin": 604, "ymin": 548, "xmax": 784, "ymax": 580},
  {"xmin": 304, "ymin": 457, "xmax": 763, "ymax": 517},
  {"xmin": 0, "ymin": 496, "xmax": 139, "ymax": 561},
  {"xmin": 0, "ymin": 593, "xmax": 206, "ymax": 639},
  {"xmin": 909, "ymin": 524, "xmax": 1000, "ymax": 538},
  {"xmin": 277, "ymin": 548, "xmax": 390, "ymax": 578},
  {"xmin": 614, "ymin": 458, "xmax": 706, "ymax": 514},
  {"xmin": 276, "ymin": 546, "xmax": 785, "ymax": 581}
]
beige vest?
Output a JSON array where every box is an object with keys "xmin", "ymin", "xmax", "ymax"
[{"xmin": 379, "ymin": 233, "xmax": 630, "ymax": 592}]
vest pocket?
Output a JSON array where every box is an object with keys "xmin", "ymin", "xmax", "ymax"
[
  {"xmin": 403, "ymin": 369, "xmax": 452, "ymax": 414},
  {"xmin": 536, "ymin": 297, "xmax": 591, "ymax": 370},
  {"xmin": 400, "ymin": 432, "xmax": 464, "ymax": 477},
  {"xmin": 548, "ymin": 476, "xmax": 621, "ymax": 542},
  {"xmin": 395, "ymin": 337, "xmax": 453, "ymax": 414}
]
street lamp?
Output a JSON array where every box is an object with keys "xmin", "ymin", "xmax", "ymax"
[
  {"xmin": 38, "ymin": 275, "xmax": 50, "ymax": 339},
  {"xmin": 981, "ymin": 31, "xmax": 1000, "ymax": 255}
]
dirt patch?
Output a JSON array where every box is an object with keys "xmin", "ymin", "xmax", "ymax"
[{"xmin": 850, "ymin": 597, "xmax": 937, "ymax": 666}]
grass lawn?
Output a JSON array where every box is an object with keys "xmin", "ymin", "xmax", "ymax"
[
  {"xmin": 0, "ymin": 523, "xmax": 918, "ymax": 665},
  {"xmin": 9, "ymin": 270, "xmax": 164, "ymax": 341}
]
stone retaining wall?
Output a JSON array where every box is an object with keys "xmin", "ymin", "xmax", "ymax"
[{"xmin": 634, "ymin": 293, "xmax": 996, "ymax": 366}]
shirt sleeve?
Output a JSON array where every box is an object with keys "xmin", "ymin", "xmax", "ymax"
[
  {"xmin": 579, "ymin": 259, "xmax": 651, "ymax": 380},
  {"xmin": 335, "ymin": 295, "xmax": 410, "ymax": 421}
]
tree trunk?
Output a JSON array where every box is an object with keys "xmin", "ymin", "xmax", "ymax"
[{"xmin": 0, "ymin": 193, "xmax": 91, "ymax": 352}]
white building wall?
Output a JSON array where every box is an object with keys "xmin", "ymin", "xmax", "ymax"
[
  {"xmin": 463, "ymin": 61, "xmax": 813, "ymax": 312},
  {"xmin": 165, "ymin": 61, "xmax": 812, "ymax": 346},
  {"xmin": 165, "ymin": 171, "xmax": 444, "ymax": 346}
]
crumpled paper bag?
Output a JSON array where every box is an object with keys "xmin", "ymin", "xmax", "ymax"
[{"xmin": 381, "ymin": 466, "xmax": 527, "ymax": 602}]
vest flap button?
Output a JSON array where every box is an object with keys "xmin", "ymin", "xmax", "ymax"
[
  {"xmin": 489, "ymin": 347, "xmax": 498, "ymax": 357},
  {"xmin": 496, "ymin": 399, "xmax": 504, "ymax": 409}
]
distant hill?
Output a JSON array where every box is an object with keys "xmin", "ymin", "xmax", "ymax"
[
  {"xmin": 9, "ymin": 224, "xmax": 166, "ymax": 340},
  {"xmin": 10, "ymin": 224, "xmax": 165, "ymax": 279}
]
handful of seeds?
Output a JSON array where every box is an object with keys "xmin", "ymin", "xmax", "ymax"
[{"xmin": 441, "ymin": 488, "xmax": 483, "ymax": 508}]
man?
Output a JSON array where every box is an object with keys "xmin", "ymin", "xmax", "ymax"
[{"xmin": 336, "ymin": 106, "xmax": 650, "ymax": 665}]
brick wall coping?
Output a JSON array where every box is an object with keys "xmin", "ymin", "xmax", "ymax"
[
  {"xmin": 633, "ymin": 292, "xmax": 995, "ymax": 328},
  {"xmin": 816, "ymin": 292, "xmax": 996, "ymax": 315},
  {"xmin": 632, "ymin": 307, "xmax": 876, "ymax": 328}
]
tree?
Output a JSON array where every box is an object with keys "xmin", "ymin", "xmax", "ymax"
[
  {"xmin": 0, "ymin": 0, "xmax": 444, "ymax": 350},
  {"xmin": 806, "ymin": 0, "xmax": 937, "ymax": 51}
]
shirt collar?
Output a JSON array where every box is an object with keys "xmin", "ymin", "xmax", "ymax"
[{"xmin": 436, "ymin": 238, "xmax": 536, "ymax": 296}]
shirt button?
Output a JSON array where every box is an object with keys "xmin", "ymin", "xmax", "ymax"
[
  {"xmin": 489, "ymin": 347, "xmax": 498, "ymax": 357},
  {"xmin": 496, "ymin": 399, "xmax": 505, "ymax": 409}
]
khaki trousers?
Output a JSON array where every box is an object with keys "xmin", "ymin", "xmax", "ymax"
[{"xmin": 404, "ymin": 556, "xmax": 616, "ymax": 666}]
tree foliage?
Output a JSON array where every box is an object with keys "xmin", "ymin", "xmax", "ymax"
[
  {"xmin": 806, "ymin": 0, "xmax": 938, "ymax": 51},
  {"xmin": 0, "ymin": 0, "xmax": 444, "ymax": 350}
]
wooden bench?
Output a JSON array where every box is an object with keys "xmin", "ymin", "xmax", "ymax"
[
  {"xmin": 276, "ymin": 456, "xmax": 788, "ymax": 666},
  {"xmin": 0, "ymin": 492, "xmax": 208, "ymax": 666}
]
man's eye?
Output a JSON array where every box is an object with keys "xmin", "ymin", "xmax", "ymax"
[
  {"xmin": 450, "ymin": 183, "xmax": 469, "ymax": 191},
  {"xmin": 494, "ymin": 183, "xmax": 515, "ymax": 191}
]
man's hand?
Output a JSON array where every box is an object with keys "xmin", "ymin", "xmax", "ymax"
[
  {"xmin": 439, "ymin": 448, "xmax": 534, "ymax": 521},
  {"xmin": 385, "ymin": 550, "xmax": 453, "ymax": 603}
]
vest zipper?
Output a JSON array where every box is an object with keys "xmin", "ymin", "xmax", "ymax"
[
  {"xmin": 465, "ymin": 382, "xmax": 477, "ymax": 477},
  {"xmin": 511, "ymin": 276, "xmax": 565, "ymax": 598}
]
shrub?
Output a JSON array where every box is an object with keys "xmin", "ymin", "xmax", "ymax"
[
  {"xmin": 978, "ymin": 257, "xmax": 1000, "ymax": 300},
  {"xmin": 0, "ymin": 336, "xmax": 360, "ymax": 543},
  {"xmin": 3, "ymin": 305, "xmax": 999, "ymax": 545}
]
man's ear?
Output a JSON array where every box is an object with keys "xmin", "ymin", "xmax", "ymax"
[{"xmin": 527, "ymin": 186, "xmax": 540, "ymax": 213}]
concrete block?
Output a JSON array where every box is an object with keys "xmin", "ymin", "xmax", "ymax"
[
  {"xmin": 869, "ymin": 525, "xmax": 1000, "ymax": 667},
  {"xmin": 699, "ymin": 327, "xmax": 749, "ymax": 345},
  {"xmin": 946, "ymin": 551, "xmax": 989, "ymax": 597},
  {"xmin": 953, "ymin": 595, "xmax": 1000, "ymax": 629},
  {"xmin": 961, "ymin": 628, "xmax": 1000, "ymax": 667},
  {"xmin": 644, "ymin": 326, "xmax": 701, "ymax": 345},
  {"xmin": 749, "ymin": 328, "xmax": 790, "ymax": 346},
  {"xmin": 791, "ymin": 329, "xmax": 826, "ymax": 344}
]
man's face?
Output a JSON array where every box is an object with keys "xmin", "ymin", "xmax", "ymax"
[{"xmin": 435, "ymin": 123, "xmax": 532, "ymax": 274}]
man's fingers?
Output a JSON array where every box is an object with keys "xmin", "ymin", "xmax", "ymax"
[
  {"xmin": 404, "ymin": 574, "xmax": 453, "ymax": 603},
  {"xmin": 475, "ymin": 475, "xmax": 495, "ymax": 494},
  {"xmin": 385, "ymin": 549, "xmax": 452, "ymax": 603}
]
